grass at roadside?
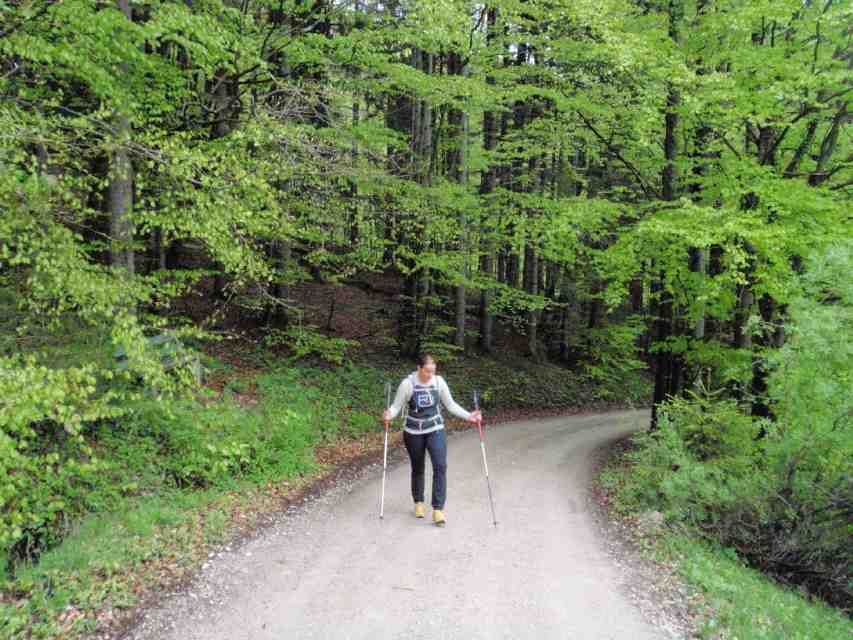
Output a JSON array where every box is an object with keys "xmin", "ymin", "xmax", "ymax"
[
  {"xmin": 598, "ymin": 446, "xmax": 852, "ymax": 640},
  {"xmin": 668, "ymin": 536, "xmax": 852, "ymax": 640},
  {"xmin": 1, "ymin": 366, "xmax": 323, "ymax": 639}
]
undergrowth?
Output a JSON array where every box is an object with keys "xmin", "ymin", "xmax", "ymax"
[{"xmin": 599, "ymin": 447, "xmax": 852, "ymax": 640}]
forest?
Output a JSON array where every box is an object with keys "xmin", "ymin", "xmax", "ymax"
[{"xmin": 1, "ymin": 0, "xmax": 851, "ymax": 637}]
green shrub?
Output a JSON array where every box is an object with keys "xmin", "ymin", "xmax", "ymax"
[
  {"xmin": 0, "ymin": 426, "xmax": 107, "ymax": 566},
  {"xmin": 1, "ymin": 367, "xmax": 327, "ymax": 578},
  {"xmin": 268, "ymin": 365, "xmax": 400, "ymax": 441},
  {"xmin": 346, "ymin": 412, "xmax": 377, "ymax": 437},
  {"xmin": 583, "ymin": 318, "xmax": 647, "ymax": 393},
  {"xmin": 616, "ymin": 408, "xmax": 744, "ymax": 524},
  {"xmin": 616, "ymin": 245, "xmax": 853, "ymax": 611},
  {"xmin": 0, "ymin": 391, "xmax": 129, "ymax": 570},
  {"xmin": 624, "ymin": 397, "xmax": 851, "ymax": 610},
  {"xmin": 122, "ymin": 392, "xmax": 319, "ymax": 488},
  {"xmin": 263, "ymin": 324, "xmax": 358, "ymax": 365},
  {"xmin": 664, "ymin": 392, "xmax": 761, "ymax": 462}
]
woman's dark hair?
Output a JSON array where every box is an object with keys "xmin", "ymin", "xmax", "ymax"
[{"xmin": 416, "ymin": 353, "xmax": 435, "ymax": 368}]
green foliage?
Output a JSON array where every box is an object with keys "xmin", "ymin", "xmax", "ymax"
[
  {"xmin": 618, "ymin": 410, "xmax": 733, "ymax": 524},
  {"xmin": 1, "ymin": 488, "xmax": 226, "ymax": 639},
  {"xmin": 118, "ymin": 393, "xmax": 319, "ymax": 490},
  {"xmin": 622, "ymin": 399, "xmax": 851, "ymax": 608},
  {"xmin": 766, "ymin": 242, "xmax": 853, "ymax": 468},
  {"xmin": 0, "ymin": 369, "xmax": 326, "ymax": 580},
  {"xmin": 438, "ymin": 353, "xmax": 648, "ymax": 411},
  {"xmin": 269, "ymin": 366, "xmax": 396, "ymax": 442},
  {"xmin": 1, "ymin": 0, "xmax": 851, "ymax": 631},
  {"xmin": 677, "ymin": 538, "xmax": 853, "ymax": 640},
  {"xmin": 664, "ymin": 392, "xmax": 761, "ymax": 462},
  {"xmin": 582, "ymin": 318, "xmax": 647, "ymax": 392},
  {"xmin": 0, "ymin": 425, "xmax": 106, "ymax": 566},
  {"xmin": 417, "ymin": 321, "xmax": 464, "ymax": 363},
  {"xmin": 0, "ymin": 357, "xmax": 121, "ymax": 564},
  {"xmin": 614, "ymin": 245, "xmax": 853, "ymax": 609},
  {"xmin": 263, "ymin": 325, "xmax": 358, "ymax": 366},
  {"xmin": 602, "ymin": 433, "xmax": 853, "ymax": 637},
  {"xmin": 658, "ymin": 534, "xmax": 853, "ymax": 640}
]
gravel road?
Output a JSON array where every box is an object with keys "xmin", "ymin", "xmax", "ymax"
[{"xmin": 127, "ymin": 409, "xmax": 678, "ymax": 640}]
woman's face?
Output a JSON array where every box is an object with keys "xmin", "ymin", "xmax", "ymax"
[{"xmin": 417, "ymin": 358, "xmax": 436, "ymax": 382}]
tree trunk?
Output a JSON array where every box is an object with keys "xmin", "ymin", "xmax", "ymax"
[
  {"xmin": 809, "ymin": 104, "xmax": 848, "ymax": 186},
  {"xmin": 559, "ymin": 267, "xmax": 574, "ymax": 364},
  {"xmin": 650, "ymin": 276, "xmax": 674, "ymax": 429},
  {"xmin": 479, "ymin": 253, "xmax": 494, "ymax": 352},
  {"xmin": 751, "ymin": 294, "xmax": 776, "ymax": 419},
  {"xmin": 349, "ymin": 99, "xmax": 360, "ymax": 245},
  {"xmin": 267, "ymin": 239, "xmax": 291, "ymax": 325},
  {"xmin": 651, "ymin": 0, "xmax": 681, "ymax": 430},
  {"xmin": 210, "ymin": 69, "xmax": 237, "ymax": 298},
  {"xmin": 733, "ymin": 285, "xmax": 754, "ymax": 351},
  {"xmin": 448, "ymin": 51, "xmax": 469, "ymax": 350},
  {"xmin": 394, "ymin": 46, "xmax": 434, "ymax": 356},
  {"xmin": 152, "ymin": 228, "xmax": 166, "ymax": 272},
  {"xmin": 477, "ymin": 8, "xmax": 501, "ymax": 352},
  {"xmin": 109, "ymin": 0, "xmax": 135, "ymax": 277},
  {"xmin": 526, "ymin": 245, "xmax": 539, "ymax": 358}
]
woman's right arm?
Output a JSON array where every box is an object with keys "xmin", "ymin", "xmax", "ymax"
[{"xmin": 384, "ymin": 379, "xmax": 411, "ymax": 421}]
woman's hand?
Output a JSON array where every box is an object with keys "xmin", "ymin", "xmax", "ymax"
[
  {"xmin": 383, "ymin": 408, "xmax": 393, "ymax": 422},
  {"xmin": 468, "ymin": 410, "xmax": 482, "ymax": 424}
]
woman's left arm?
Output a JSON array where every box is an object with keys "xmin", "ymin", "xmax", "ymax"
[{"xmin": 437, "ymin": 377, "xmax": 473, "ymax": 421}]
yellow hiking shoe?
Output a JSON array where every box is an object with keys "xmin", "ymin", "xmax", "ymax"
[
  {"xmin": 414, "ymin": 502, "xmax": 425, "ymax": 518},
  {"xmin": 432, "ymin": 509, "xmax": 446, "ymax": 527}
]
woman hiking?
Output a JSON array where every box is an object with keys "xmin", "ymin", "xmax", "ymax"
[{"xmin": 383, "ymin": 354, "xmax": 481, "ymax": 526}]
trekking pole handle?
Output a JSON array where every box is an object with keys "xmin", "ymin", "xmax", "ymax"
[
  {"xmin": 384, "ymin": 382, "xmax": 393, "ymax": 429},
  {"xmin": 473, "ymin": 390, "xmax": 484, "ymax": 438}
]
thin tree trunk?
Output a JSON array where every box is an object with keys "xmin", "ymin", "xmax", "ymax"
[
  {"xmin": 153, "ymin": 228, "xmax": 166, "ymax": 272},
  {"xmin": 479, "ymin": 253, "xmax": 494, "ymax": 351},
  {"xmin": 733, "ymin": 285, "xmax": 754, "ymax": 350},
  {"xmin": 650, "ymin": 275, "xmax": 673, "ymax": 428},
  {"xmin": 478, "ymin": 7, "xmax": 500, "ymax": 352},
  {"xmin": 396, "ymin": 46, "xmax": 435, "ymax": 357},
  {"xmin": 110, "ymin": 0, "xmax": 135, "ymax": 277},
  {"xmin": 210, "ymin": 69, "xmax": 236, "ymax": 298},
  {"xmin": 751, "ymin": 294, "xmax": 776, "ymax": 419},
  {"xmin": 559, "ymin": 267, "xmax": 574, "ymax": 364},
  {"xmin": 349, "ymin": 99, "xmax": 360, "ymax": 245},
  {"xmin": 651, "ymin": 0, "xmax": 681, "ymax": 430},
  {"xmin": 526, "ymin": 245, "xmax": 539, "ymax": 358},
  {"xmin": 267, "ymin": 239, "xmax": 291, "ymax": 325},
  {"xmin": 691, "ymin": 248, "xmax": 707, "ymax": 345},
  {"xmin": 448, "ymin": 52, "xmax": 469, "ymax": 350},
  {"xmin": 809, "ymin": 104, "xmax": 848, "ymax": 186}
]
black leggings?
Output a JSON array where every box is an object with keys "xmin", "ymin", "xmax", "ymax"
[{"xmin": 403, "ymin": 428, "xmax": 447, "ymax": 509}]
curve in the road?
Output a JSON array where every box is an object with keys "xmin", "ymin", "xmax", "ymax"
[{"xmin": 128, "ymin": 410, "xmax": 667, "ymax": 640}]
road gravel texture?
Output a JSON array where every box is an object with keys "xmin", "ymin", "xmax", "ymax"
[{"xmin": 127, "ymin": 410, "xmax": 686, "ymax": 640}]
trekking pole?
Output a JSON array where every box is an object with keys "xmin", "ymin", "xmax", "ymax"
[
  {"xmin": 380, "ymin": 381, "xmax": 391, "ymax": 520},
  {"xmin": 473, "ymin": 391, "xmax": 497, "ymax": 526}
]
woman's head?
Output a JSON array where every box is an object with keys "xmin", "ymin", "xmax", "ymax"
[{"xmin": 416, "ymin": 353, "xmax": 436, "ymax": 381}]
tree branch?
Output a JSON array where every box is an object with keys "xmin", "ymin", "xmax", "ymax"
[{"xmin": 575, "ymin": 110, "xmax": 659, "ymax": 199}]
